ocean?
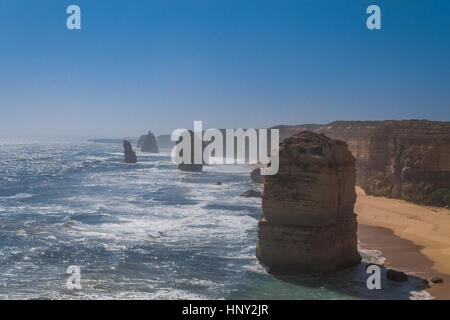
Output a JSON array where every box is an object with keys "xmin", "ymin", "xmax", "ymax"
[{"xmin": 0, "ymin": 138, "xmax": 429, "ymax": 299}]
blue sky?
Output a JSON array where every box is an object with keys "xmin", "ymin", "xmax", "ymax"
[{"xmin": 0, "ymin": 0, "xmax": 449, "ymax": 137}]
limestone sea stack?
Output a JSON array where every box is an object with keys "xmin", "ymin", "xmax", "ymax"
[
  {"xmin": 140, "ymin": 131, "xmax": 159, "ymax": 153},
  {"xmin": 256, "ymin": 131, "xmax": 361, "ymax": 274},
  {"xmin": 137, "ymin": 135, "xmax": 146, "ymax": 148},
  {"xmin": 123, "ymin": 140, "xmax": 137, "ymax": 163}
]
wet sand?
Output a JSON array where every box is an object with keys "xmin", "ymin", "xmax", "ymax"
[{"xmin": 355, "ymin": 187, "xmax": 450, "ymax": 299}]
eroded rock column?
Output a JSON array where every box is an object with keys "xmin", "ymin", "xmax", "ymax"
[
  {"xmin": 256, "ymin": 131, "xmax": 361, "ymax": 273},
  {"xmin": 123, "ymin": 140, "xmax": 137, "ymax": 163}
]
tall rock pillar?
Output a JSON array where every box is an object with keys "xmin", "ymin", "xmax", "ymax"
[
  {"xmin": 256, "ymin": 131, "xmax": 361, "ymax": 273},
  {"xmin": 123, "ymin": 140, "xmax": 137, "ymax": 163}
]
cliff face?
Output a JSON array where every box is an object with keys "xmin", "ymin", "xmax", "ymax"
[
  {"xmin": 256, "ymin": 131, "xmax": 361, "ymax": 273},
  {"xmin": 276, "ymin": 120, "xmax": 450, "ymax": 203}
]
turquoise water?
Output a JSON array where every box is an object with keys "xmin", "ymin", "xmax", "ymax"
[{"xmin": 0, "ymin": 139, "xmax": 427, "ymax": 299}]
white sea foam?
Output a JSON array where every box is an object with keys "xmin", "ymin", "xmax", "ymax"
[
  {"xmin": 0, "ymin": 193, "xmax": 34, "ymax": 200},
  {"xmin": 410, "ymin": 290, "xmax": 433, "ymax": 300},
  {"xmin": 358, "ymin": 241, "xmax": 386, "ymax": 265}
]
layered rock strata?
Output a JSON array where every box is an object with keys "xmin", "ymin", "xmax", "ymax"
[
  {"xmin": 256, "ymin": 131, "xmax": 361, "ymax": 273},
  {"xmin": 274, "ymin": 120, "xmax": 450, "ymax": 203}
]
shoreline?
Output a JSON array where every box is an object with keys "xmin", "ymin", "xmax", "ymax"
[{"xmin": 355, "ymin": 187, "xmax": 450, "ymax": 299}]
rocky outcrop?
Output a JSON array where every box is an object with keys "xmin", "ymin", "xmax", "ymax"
[
  {"xmin": 275, "ymin": 120, "xmax": 450, "ymax": 203},
  {"xmin": 430, "ymin": 277, "xmax": 444, "ymax": 284},
  {"xmin": 178, "ymin": 163, "xmax": 203, "ymax": 172},
  {"xmin": 140, "ymin": 131, "xmax": 159, "ymax": 153},
  {"xmin": 387, "ymin": 269, "xmax": 408, "ymax": 282},
  {"xmin": 240, "ymin": 190, "xmax": 262, "ymax": 198},
  {"xmin": 123, "ymin": 140, "xmax": 137, "ymax": 163},
  {"xmin": 250, "ymin": 168, "xmax": 263, "ymax": 184},
  {"xmin": 256, "ymin": 131, "xmax": 361, "ymax": 274}
]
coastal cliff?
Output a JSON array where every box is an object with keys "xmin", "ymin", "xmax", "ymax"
[
  {"xmin": 275, "ymin": 120, "xmax": 450, "ymax": 204},
  {"xmin": 256, "ymin": 131, "xmax": 361, "ymax": 273}
]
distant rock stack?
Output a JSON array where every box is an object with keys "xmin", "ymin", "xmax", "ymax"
[
  {"xmin": 176, "ymin": 130, "xmax": 203, "ymax": 172},
  {"xmin": 178, "ymin": 163, "xmax": 203, "ymax": 172},
  {"xmin": 256, "ymin": 131, "xmax": 361, "ymax": 274},
  {"xmin": 137, "ymin": 135, "xmax": 146, "ymax": 148},
  {"xmin": 123, "ymin": 140, "xmax": 137, "ymax": 163},
  {"xmin": 141, "ymin": 131, "xmax": 159, "ymax": 153}
]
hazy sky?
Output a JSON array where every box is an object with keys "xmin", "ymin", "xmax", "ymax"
[{"xmin": 1, "ymin": 0, "xmax": 449, "ymax": 137}]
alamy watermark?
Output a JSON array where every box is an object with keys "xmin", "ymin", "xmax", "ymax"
[
  {"xmin": 65, "ymin": 5, "xmax": 381, "ymax": 31},
  {"xmin": 170, "ymin": 121, "xmax": 280, "ymax": 175},
  {"xmin": 366, "ymin": 5, "xmax": 381, "ymax": 30},
  {"xmin": 366, "ymin": 265, "xmax": 381, "ymax": 290},
  {"xmin": 66, "ymin": 5, "xmax": 81, "ymax": 30},
  {"xmin": 66, "ymin": 265, "xmax": 81, "ymax": 290}
]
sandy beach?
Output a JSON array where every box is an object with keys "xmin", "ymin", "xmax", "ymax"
[{"xmin": 355, "ymin": 187, "xmax": 450, "ymax": 299}]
